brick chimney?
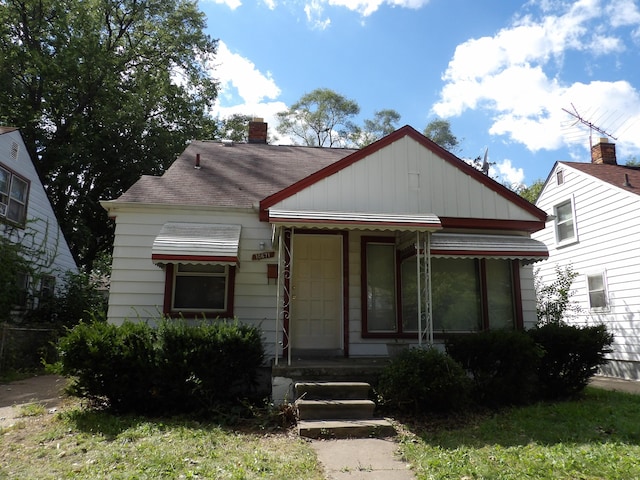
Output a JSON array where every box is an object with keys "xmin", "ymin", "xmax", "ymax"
[
  {"xmin": 591, "ymin": 137, "xmax": 617, "ymax": 165},
  {"xmin": 248, "ymin": 118, "xmax": 267, "ymax": 144}
]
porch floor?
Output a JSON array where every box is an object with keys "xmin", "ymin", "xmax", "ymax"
[{"xmin": 271, "ymin": 356, "xmax": 391, "ymax": 385}]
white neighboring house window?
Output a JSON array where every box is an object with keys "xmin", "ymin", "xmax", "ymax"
[
  {"xmin": 554, "ymin": 198, "xmax": 578, "ymax": 245},
  {"xmin": 587, "ymin": 272, "xmax": 608, "ymax": 310},
  {"xmin": 0, "ymin": 164, "xmax": 29, "ymax": 227}
]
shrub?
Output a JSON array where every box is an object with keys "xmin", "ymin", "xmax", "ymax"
[
  {"xmin": 528, "ymin": 323, "xmax": 613, "ymax": 399},
  {"xmin": 56, "ymin": 319, "xmax": 265, "ymax": 413},
  {"xmin": 446, "ymin": 330, "xmax": 542, "ymax": 407},
  {"xmin": 377, "ymin": 347, "xmax": 471, "ymax": 413}
]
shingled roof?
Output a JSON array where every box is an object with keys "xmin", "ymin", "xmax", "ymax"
[
  {"xmin": 559, "ymin": 161, "xmax": 640, "ymax": 195},
  {"xmin": 114, "ymin": 141, "xmax": 357, "ymax": 209}
]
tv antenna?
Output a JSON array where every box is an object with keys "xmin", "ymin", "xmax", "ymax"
[{"xmin": 562, "ymin": 103, "xmax": 619, "ymax": 149}]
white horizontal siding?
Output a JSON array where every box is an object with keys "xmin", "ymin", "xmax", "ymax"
[
  {"xmin": 533, "ymin": 163, "xmax": 640, "ymax": 379},
  {"xmin": 0, "ymin": 131, "xmax": 77, "ymax": 287},
  {"xmin": 106, "ymin": 206, "xmax": 280, "ymax": 353}
]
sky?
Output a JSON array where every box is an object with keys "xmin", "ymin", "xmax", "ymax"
[{"xmin": 198, "ymin": 0, "xmax": 640, "ymax": 188}]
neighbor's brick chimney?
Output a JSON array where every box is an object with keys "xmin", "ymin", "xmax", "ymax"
[
  {"xmin": 248, "ymin": 118, "xmax": 267, "ymax": 144},
  {"xmin": 591, "ymin": 137, "xmax": 617, "ymax": 165}
]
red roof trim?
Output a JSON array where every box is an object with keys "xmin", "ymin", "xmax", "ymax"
[
  {"xmin": 151, "ymin": 254, "xmax": 238, "ymax": 263},
  {"xmin": 439, "ymin": 217, "xmax": 546, "ymax": 233},
  {"xmin": 267, "ymin": 216, "xmax": 442, "ymax": 229},
  {"xmin": 259, "ymin": 125, "xmax": 548, "ymax": 224}
]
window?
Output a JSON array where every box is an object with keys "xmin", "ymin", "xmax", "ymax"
[
  {"xmin": 554, "ymin": 199, "xmax": 577, "ymax": 244},
  {"xmin": 587, "ymin": 273, "xmax": 608, "ymax": 310},
  {"xmin": 365, "ymin": 243, "xmax": 397, "ymax": 332},
  {"xmin": 164, "ymin": 263, "xmax": 235, "ymax": 317},
  {"xmin": 362, "ymin": 236, "xmax": 518, "ymax": 336},
  {"xmin": 556, "ymin": 170, "xmax": 564, "ymax": 185},
  {"xmin": 40, "ymin": 276, "xmax": 56, "ymax": 303},
  {"xmin": 0, "ymin": 165, "xmax": 29, "ymax": 226},
  {"xmin": 432, "ymin": 258, "xmax": 482, "ymax": 332}
]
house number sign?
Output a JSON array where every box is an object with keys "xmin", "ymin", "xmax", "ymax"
[{"xmin": 252, "ymin": 251, "xmax": 275, "ymax": 261}]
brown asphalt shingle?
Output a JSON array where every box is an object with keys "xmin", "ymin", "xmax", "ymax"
[
  {"xmin": 561, "ymin": 161, "xmax": 640, "ymax": 195},
  {"xmin": 115, "ymin": 141, "xmax": 357, "ymax": 208}
]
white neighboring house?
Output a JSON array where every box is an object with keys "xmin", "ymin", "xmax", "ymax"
[
  {"xmin": 533, "ymin": 137, "xmax": 640, "ymax": 380},
  {"xmin": 0, "ymin": 127, "xmax": 77, "ymax": 314},
  {"xmin": 101, "ymin": 121, "xmax": 549, "ymax": 365}
]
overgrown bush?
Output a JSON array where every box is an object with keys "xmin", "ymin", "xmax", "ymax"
[
  {"xmin": 528, "ymin": 323, "xmax": 613, "ymax": 399},
  {"xmin": 377, "ymin": 347, "xmax": 471, "ymax": 413},
  {"xmin": 56, "ymin": 319, "xmax": 265, "ymax": 413},
  {"xmin": 445, "ymin": 330, "xmax": 542, "ymax": 407}
]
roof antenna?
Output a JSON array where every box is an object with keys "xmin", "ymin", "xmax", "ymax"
[{"xmin": 562, "ymin": 103, "xmax": 619, "ymax": 149}]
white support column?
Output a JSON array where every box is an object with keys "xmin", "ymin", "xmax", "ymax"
[
  {"xmin": 418, "ymin": 231, "xmax": 433, "ymax": 346},
  {"xmin": 274, "ymin": 226, "xmax": 283, "ymax": 366},
  {"xmin": 417, "ymin": 231, "xmax": 423, "ymax": 346}
]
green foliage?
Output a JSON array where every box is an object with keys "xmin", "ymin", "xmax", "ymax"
[
  {"xmin": 276, "ymin": 88, "xmax": 360, "ymax": 147},
  {"xmin": 517, "ymin": 179, "xmax": 545, "ymax": 203},
  {"xmin": 0, "ymin": 0, "xmax": 219, "ymax": 270},
  {"xmin": 214, "ymin": 113, "xmax": 253, "ymax": 142},
  {"xmin": 446, "ymin": 330, "xmax": 543, "ymax": 407},
  {"xmin": 26, "ymin": 271, "xmax": 108, "ymax": 327},
  {"xmin": 423, "ymin": 118, "xmax": 459, "ymax": 152},
  {"xmin": 56, "ymin": 319, "xmax": 265, "ymax": 413},
  {"xmin": 535, "ymin": 264, "xmax": 580, "ymax": 324},
  {"xmin": 350, "ymin": 109, "xmax": 401, "ymax": 147},
  {"xmin": 528, "ymin": 323, "xmax": 613, "ymax": 399},
  {"xmin": 0, "ymin": 236, "xmax": 30, "ymax": 321},
  {"xmin": 378, "ymin": 347, "xmax": 472, "ymax": 413}
]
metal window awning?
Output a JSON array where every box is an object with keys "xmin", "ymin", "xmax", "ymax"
[
  {"xmin": 268, "ymin": 209, "xmax": 442, "ymax": 232},
  {"xmin": 430, "ymin": 233, "xmax": 548, "ymax": 263},
  {"xmin": 151, "ymin": 222, "xmax": 241, "ymax": 265}
]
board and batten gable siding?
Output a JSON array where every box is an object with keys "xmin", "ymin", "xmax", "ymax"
[
  {"xmin": 0, "ymin": 130, "xmax": 77, "ymax": 280},
  {"xmin": 105, "ymin": 205, "xmax": 280, "ymax": 355},
  {"xmin": 533, "ymin": 163, "xmax": 640, "ymax": 379},
  {"xmin": 271, "ymin": 135, "xmax": 540, "ymax": 222}
]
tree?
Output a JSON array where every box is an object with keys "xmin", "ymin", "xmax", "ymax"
[
  {"xmin": 423, "ymin": 118, "xmax": 459, "ymax": 152},
  {"xmin": 350, "ymin": 109, "xmax": 401, "ymax": 148},
  {"xmin": 535, "ymin": 264, "xmax": 580, "ymax": 325},
  {"xmin": 215, "ymin": 114, "xmax": 253, "ymax": 143},
  {"xmin": 276, "ymin": 88, "xmax": 360, "ymax": 147},
  {"xmin": 518, "ymin": 179, "xmax": 545, "ymax": 204},
  {"xmin": 0, "ymin": 0, "xmax": 218, "ymax": 271}
]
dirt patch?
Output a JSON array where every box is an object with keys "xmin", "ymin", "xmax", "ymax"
[{"xmin": 0, "ymin": 375, "xmax": 67, "ymax": 428}]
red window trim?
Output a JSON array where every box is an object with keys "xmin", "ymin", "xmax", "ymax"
[{"xmin": 162, "ymin": 263, "xmax": 236, "ymax": 319}]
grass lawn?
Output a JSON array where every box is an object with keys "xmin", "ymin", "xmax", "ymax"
[
  {"xmin": 1, "ymin": 387, "xmax": 639, "ymax": 479},
  {"xmin": 0, "ymin": 402, "xmax": 324, "ymax": 479},
  {"xmin": 398, "ymin": 387, "xmax": 640, "ymax": 480}
]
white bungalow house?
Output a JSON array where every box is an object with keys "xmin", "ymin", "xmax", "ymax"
[
  {"xmin": 533, "ymin": 137, "xmax": 640, "ymax": 381},
  {"xmin": 0, "ymin": 127, "xmax": 77, "ymax": 314},
  {"xmin": 101, "ymin": 121, "xmax": 549, "ymax": 368}
]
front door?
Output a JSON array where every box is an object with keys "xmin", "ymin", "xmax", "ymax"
[{"xmin": 291, "ymin": 234, "xmax": 342, "ymax": 352}]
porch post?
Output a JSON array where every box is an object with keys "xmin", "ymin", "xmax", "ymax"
[
  {"xmin": 284, "ymin": 227, "xmax": 294, "ymax": 366},
  {"xmin": 417, "ymin": 231, "xmax": 433, "ymax": 346},
  {"xmin": 274, "ymin": 227, "xmax": 283, "ymax": 366}
]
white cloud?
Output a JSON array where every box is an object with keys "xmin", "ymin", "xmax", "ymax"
[
  {"xmin": 433, "ymin": 0, "xmax": 640, "ymax": 155},
  {"xmin": 492, "ymin": 158, "xmax": 525, "ymax": 188},
  {"xmin": 301, "ymin": 0, "xmax": 430, "ymax": 19},
  {"xmin": 210, "ymin": 42, "xmax": 289, "ymax": 141},
  {"xmin": 305, "ymin": 0, "xmax": 332, "ymax": 30},
  {"xmin": 207, "ymin": 0, "xmax": 242, "ymax": 9}
]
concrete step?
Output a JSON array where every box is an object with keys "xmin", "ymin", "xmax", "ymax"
[
  {"xmin": 295, "ymin": 381, "xmax": 371, "ymax": 400},
  {"xmin": 296, "ymin": 399, "xmax": 375, "ymax": 420},
  {"xmin": 298, "ymin": 419, "xmax": 396, "ymax": 439}
]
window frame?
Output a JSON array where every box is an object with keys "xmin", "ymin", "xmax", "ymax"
[
  {"xmin": 360, "ymin": 236, "xmax": 523, "ymax": 338},
  {"xmin": 586, "ymin": 271, "xmax": 609, "ymax": 311},
  {"xmin": 556, "ymin": 169, "xmax": 564, "ymax": 185},
  {"xmin": 0, "ymin": 163, "xmax": 30, "ymax": 227},
  {"xmin": 554, "ymin": 197, "xmax": 578, "ymax": 246},
  {"xmin": 162, "ymin": 263, "xmax": 236, "ymax": 318}
]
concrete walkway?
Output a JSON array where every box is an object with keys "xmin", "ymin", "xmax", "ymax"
[
  {"xmin": 590, "ymin": 375, "xmax": 640, "ymax": 395},
  {"xmin": 311, "ymin": 437, "xmax": 414, "ymax": 480}
]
